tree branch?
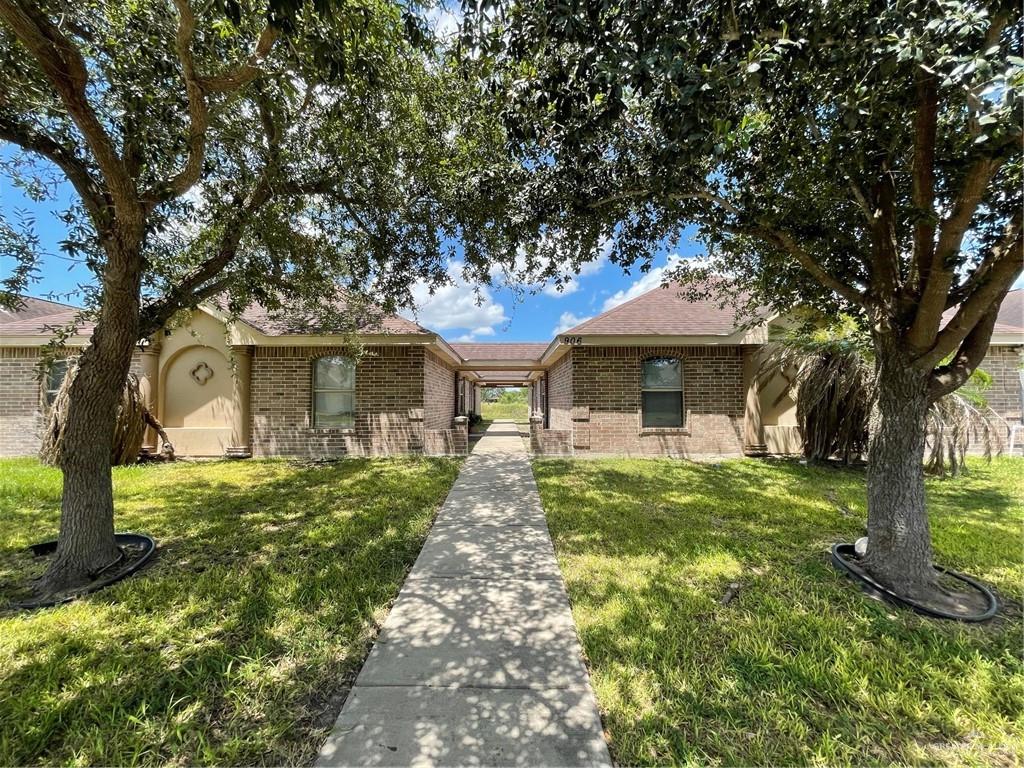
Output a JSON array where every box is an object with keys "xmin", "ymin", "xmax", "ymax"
[
  {"xmin": 143, "ymin": 0, "xmax": 209, "ymax": 208},
  {"xmin": 927, "ymin": 304, "xmax": 1000, "ymax": 401},
  {"xmin": 198, "ymin": 26, "xmax": 279, "ymax": 93},
  {"xmin": 748, "ymin": 226, "xmax": 871, "ymax": 309},
  {"xmin": 0, "ymin": 0, "xmax": 137, "ymax": 216},
  {"xmin": 905, "ymin": 68, "xmax": 938, "ymax": 300},
  {"xmin": 0, "ymin": 114, "xmax": 109, "ymax": 225},
  {"xmin": 918, "ymin": 210, "xmax": 1023, "ymax": 370},
  {"xmin": 906, "ymin": 154, "xmax": 1003, "ymax": 350},
  {"xmin": 868, "ymin": 169, "xmax": 900, "ymax": 306},
  {"xmin": 139, "ymin": 175, "xmax": 276, "ymax": 335}
]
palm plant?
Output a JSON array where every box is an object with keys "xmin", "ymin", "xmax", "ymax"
[{"xmin": 759, "ymin": 318, "xmax": 1000, "ymax": 475}]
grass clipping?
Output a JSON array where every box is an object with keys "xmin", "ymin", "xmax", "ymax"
[{"xmin": 39, "ymin": 363, "xmax": 171, "ymax": 466}]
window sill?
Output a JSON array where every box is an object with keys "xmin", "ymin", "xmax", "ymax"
[
  {"xmin": 640, "ymin": 427, "xmax": 690, "ymax": 436},
  {"xmin": 308, "ymin": 427, "xmax": 356, "ymax": 434}
]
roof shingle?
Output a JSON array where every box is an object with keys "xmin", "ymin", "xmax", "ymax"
[
  {"xmin": 565, "ymin": 282, "xmax": 750, "ymax": 336},
  {"xmin": 0, "ymin": 296, "xmax": 94, "ymax": 336},
  {"xmin": 235, "ymin": 299, "xmax": 430, "ymax": 336},
  {"xmin": 450, "ymin": 342, "xmax": 549, "ymax": 361}
]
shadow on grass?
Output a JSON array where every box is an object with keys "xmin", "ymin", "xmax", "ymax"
[
  {"xmin": 0, "ymin": 457, "xmax": 460, "ymax": 766},
  {"xmin": 534, "ymin": 456, "xmax": 1024, "ymax": 766}
]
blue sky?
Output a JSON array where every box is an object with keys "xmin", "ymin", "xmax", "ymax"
[
  {"xmin": 0, "ymin": 172, "xmax": 704, "ymax": 342},
  {"xmin": 5, "ymin": 167, "xmax": 1019, "ymax": 345}
]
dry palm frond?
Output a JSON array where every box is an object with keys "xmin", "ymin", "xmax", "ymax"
[
  {"xmin": 925, "ymin": 389, "xmax": 1000, "ymax": 477},
  {"xmin": 758, "ymin": 317, "xmax": 872, "ymax": 463},
  {"xmin": 759, "ymin": 317, "xmax": 999, "ymax": 471},
  {"xmin": 40, "ymin": 364, "xmax": 174, "ymax": 466}
]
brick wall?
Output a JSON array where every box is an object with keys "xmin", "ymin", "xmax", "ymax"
[
  {"xmin": 981, "ymin": 345, "xmax": 1022, "ymax": 423},
  {"xmin": 251, "ymin": 345, "xmax": 427, "ymax": 457},
  {"xmin": 1, "ymin": 347, "xmax": 143, "ymax": 457},
  {"xmin": 424, "ymin": 351, "xmax": 455, "ymax": 429},
  {"xmin": 547, "ymin": 352, "xmax": 573, "ymax": 430},
  {"xmin": 569, "ymin": 345, "xmax": 746, "ymax": 458},
  {"xmin": 0, "ymin": 348, "xmax": 45, "ymax": 457},
  {"xmin": 423, "ymin": 351, "xmax": 465, "ymax": 454}
]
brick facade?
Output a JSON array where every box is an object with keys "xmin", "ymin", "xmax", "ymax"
[
  {"xmin": 0, "ymin": 348, "xmax": 144, "ymax": 457},
  {"xmin": 250, "ymin": 344, "xmax": 464, "ymax": 458},
  {"xmin": 546, "ymin": 352, "xmax": 573, "ymax": 430},
  {"xmin": 0, "ymin": 348, "xmax": 45, "ymax": 457},
  {"xmin": 424, "ymin": 351, "xmax": 456, "ymax": 429},
  {"xmin": 530, "ymin": 345, "xmax": 746, "ymax": 458},
  {"xmin": 981, "ymin": 345, "xmax": 1023, "ymax": 423},
  {"xmin": 571, "ymin": 345, "xmax": 745, "ymax": 457}
]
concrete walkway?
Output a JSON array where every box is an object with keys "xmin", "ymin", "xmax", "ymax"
[{"xmin": 317, "ymin": 420, "xmax": 611, "ymax": 767}]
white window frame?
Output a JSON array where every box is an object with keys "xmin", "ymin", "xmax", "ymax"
[
  {"xmin": 312, "ymin": 356, "xmax": 356, "ymax": 429},
  {"xmin": 641, "ymin": 356, "xmax": 684, "ymax": 428},
  {"xmin": 44, "ymin": 358, "xmax": 73, "ymax": 407}
]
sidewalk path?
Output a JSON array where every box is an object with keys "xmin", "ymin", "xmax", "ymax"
[{"xmin": 317, "ymin": 420, "xmax": 611, "ymax": 767}]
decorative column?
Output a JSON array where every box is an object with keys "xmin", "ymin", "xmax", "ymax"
[
  {"xmin": 529, "ymin": 415, "xmax": 544, "ymax": 454},
  {"xmin": 742, "ymin": 347, "xmax": 767, "ymax": 456},
  {"xmin": 227, "ymin": 345, "xmax": 253, "ymax": 458},
  {"xmin": 453, "ymin": 415, "xmax": 469, "ymax": 455},
  {"xmin": 138, "ymin": 338, "xmax": 161, "ymax": 454}
]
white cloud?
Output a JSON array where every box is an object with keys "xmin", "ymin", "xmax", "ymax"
[
  {"xmin": 495, "ymin": 237, "xmax": 612, "ymax": 299},
  {"xmin": 602, "ymin": 254, "xmax": 683, "ymax": 311},
  {"xmin": 541, "ymin": 280, "xmax": 581, "ymax": 298},
  {"xmin": 552, "ymin": 311, "xmax": 591, "ymax": 335},
  {"xmin": 425, "ymin": 4, "xmax": 461, "ymax": 40},
  {"xmin": 406, "ymin": 263, "xmax": 508, "ymax": 336}
]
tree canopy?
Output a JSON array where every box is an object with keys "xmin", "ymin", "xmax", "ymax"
[
  {"xmin": 464, "ymin": 0, "xmax": 1022, "ymax": 601},
  {"xmin": 1, "ymin": 0, "xmax": 510, "ymax": 329},
  {"xmin": 467, "ymin": 0, "xmax": 1022, "ymax": 391}
]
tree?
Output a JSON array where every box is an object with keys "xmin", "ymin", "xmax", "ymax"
[
  {"xmin": 759, "ymin": 316, "xmax": 1002, "ymax": 474},
  {"xmin": 0, "ymin": 0, "xmax": 508, "ymax": 596},
  {"xmin": 466, "ymin": 0, "xmax": 1023, "ymax": 602}
]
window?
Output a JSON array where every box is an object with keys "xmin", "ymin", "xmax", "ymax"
[
  {"xmin": 313, "ymin": 356, "xmax": 355, "ymax": 428},
  {"xmin": 641, "ymin": 357, "xmax": 683, "ymax": 428},
  {"xmin": 45, "ymin": 359, "xmax": 71, "ymax": 407}
]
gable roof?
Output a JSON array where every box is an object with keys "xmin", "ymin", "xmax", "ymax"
[
  {"xmin": 451, "ymin": 342, "xmax": 549, "ymax": 361},
  {"xmin": 0, "ymin": 296, "xmax": 94, "ymax": 336},
  {"xmin": 234, "ymin": 299, "xmax": 431, "ymax": 337},
  {"xmin": 941, "ymin": 288, "xmax": 1023, "ymax": 339},
  {"xmin": 565, "ymin": 282, "xmax": 752, "ymax": 336},
  {"xmin": 994, "ymin": 289, "xmax": 1023, "ymax": 334}
]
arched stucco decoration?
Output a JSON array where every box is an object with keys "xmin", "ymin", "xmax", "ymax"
[{"xmin": 160, "ymin": 345, "xmax": 233, "ymax": 428}]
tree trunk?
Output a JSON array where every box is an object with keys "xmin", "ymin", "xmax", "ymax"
[
  {"xmin": 862, "ymin": 334, "xmax": 936, "ymax": 598},
  {"xmin": 39, "ymin": 238, "xmax": 143, "ymax": 595}
]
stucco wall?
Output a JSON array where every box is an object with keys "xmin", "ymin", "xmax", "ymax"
[{"xmin": 569, "ymin": 345, "xmax": 746, "ymax": 458}]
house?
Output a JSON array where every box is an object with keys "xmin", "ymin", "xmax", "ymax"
[{"xmin": 2, "ymin": 287, "xmax": 1021, "ymax": 459}]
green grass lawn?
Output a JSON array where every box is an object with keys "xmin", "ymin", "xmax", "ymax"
[
  {"xmin": 480, "ymin": 401, "xmax": 529, "ymax": 422},
  {"xmin": 534, "ymin": 456, "xmax": 1024, "ymax": 767},
  {"xmin": 0, "ymin": 456, "xmax": 460, "ymax": 766}
]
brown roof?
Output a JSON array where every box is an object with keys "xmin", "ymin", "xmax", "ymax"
[
  {"xmin": 994, "ymin": 289, "xmax": 1023, "ymax": 333},
  {"xmin": 451, "ymin": 342, "xmax": 549, "ymax": 361},
  {"xmin": 942, "ymin": 288, "xmax": 1024, "ymax": 336},
  {"xmin": 230, "ymin": 295, "xmax": 431, "ymax": 336},
  {"xmin": 566, "ymin": 282, "xmax": 749, "ymax": 336},
  {"xmin": 0, "ymin": 296, "xmax": 94, "ymax": 336}
]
